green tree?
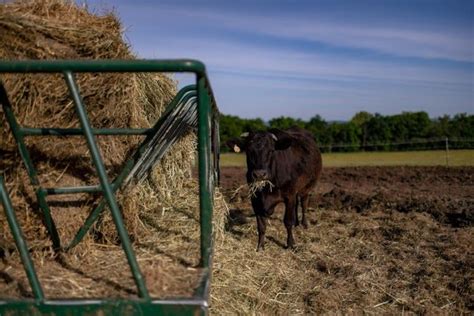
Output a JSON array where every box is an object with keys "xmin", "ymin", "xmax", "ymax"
[
  {"xmin": 219, "ymin": 115, "xmax": 268, "ymax": 152},
  {"xmin": 366, "ymin": 114, "xmax": 391, "ymax": 150},
  {"xmin": 426, "ymin": 115, "xmax": 450, "ymax": 138},
  {"xmin": 351, "ymin": 111, "xmax": 373, "ymax": 149},
  {"xmin": 448, "ymin": 113, "xmax": 474, "ymax": 149},
  {"xmin": 327, "ymin": 122, "xmax": 361, "ymax": 152},
  {"xmin": 305, "ymin": 115, "xmax": 330, "ymax": 148},
  {"xmin": 351, "ymin": 111, "xmax": 373, "ymax": 126},
  {"xmin": 388, "ymin": 111, "xmax": 431, "ymax": 142},
  {"xmin": 243, "ymin": 118, "xmax": 266, "ymax": 132},
  {"xmin": 449, "ymin": 113, "xmax": 474, "ymax": 138},
  {"xmin": 219, "ymin": 112, "xmax": 474, "ymax": 153},
  {"xmin": 269, "ymin": 116, "xmax": 305, "ymax": 130}
]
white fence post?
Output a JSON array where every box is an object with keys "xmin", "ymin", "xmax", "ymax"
[{"xmin": 445, "ymin": 137, "xmax": 449, "ymax": 167}]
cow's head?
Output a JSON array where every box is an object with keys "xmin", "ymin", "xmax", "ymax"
[{"xmin": 227, "ymin": 129, "xmax": 293, "ymax": 182}]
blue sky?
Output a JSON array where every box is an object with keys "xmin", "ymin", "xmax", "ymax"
[{"xmin": 87, "ymin": 0, "xmax": 473, "ymax": 121}]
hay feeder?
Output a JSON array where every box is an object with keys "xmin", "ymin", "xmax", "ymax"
[{"xmin": 0, "ymin": 59, "xmax": 220, "ymax": 315}]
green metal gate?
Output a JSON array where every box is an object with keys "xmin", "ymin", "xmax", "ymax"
[{"xmin": 0, "ymin": 59, "xmax": 219, "ymax": 315}]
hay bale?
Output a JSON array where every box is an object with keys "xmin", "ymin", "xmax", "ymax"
[
  {"xmin": 0, "ymin": 0, "xmax": 177, "ymax": 246},
  {"xmin": 0, "ymin": 0, "xmax": 227, "ymax": 299},
  {"xmin": 0, "ymin": 0, "xmax": 175, "ymax": 164}
]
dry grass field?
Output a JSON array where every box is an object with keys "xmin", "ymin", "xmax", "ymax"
[{"xmin": 221, "ymin": 149, "xmax": 474, "ymax": 168}]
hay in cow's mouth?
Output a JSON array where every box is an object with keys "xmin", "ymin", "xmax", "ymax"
[{"xmin": 248, "ymin": 180, "xmax": 274, "ymax": 197}]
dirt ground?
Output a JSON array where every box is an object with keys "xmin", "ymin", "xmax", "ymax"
[{"xmin": 212, "ymin": 166, "xmax": 473, "ymax": 314}]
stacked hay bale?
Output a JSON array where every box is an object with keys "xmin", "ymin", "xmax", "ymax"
[{"xmin": 0, "ymin": 0, "xmax": 227, "ymax": 298}]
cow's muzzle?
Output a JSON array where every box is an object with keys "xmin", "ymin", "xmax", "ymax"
[{"xmin": 251, "ymin": 169, "xmax": 269, "ymax": 181}]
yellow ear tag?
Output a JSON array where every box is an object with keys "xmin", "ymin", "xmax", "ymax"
[{"xmin": 233, "ymin": 145, "xmax": 241, "ymax": 153}]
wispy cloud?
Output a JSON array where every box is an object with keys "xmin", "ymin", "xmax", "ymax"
[
  {"xmin": 135, "ymin": 35, "xmax": 472, "ymax": 88},
  {"xmin": 123, "ymin": 3, "xmax": 473, "ymax": 62}
]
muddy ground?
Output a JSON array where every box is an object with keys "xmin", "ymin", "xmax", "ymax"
[{"xmin": 212, "ymin": 166, "xmax": 473, "ymax": 314}]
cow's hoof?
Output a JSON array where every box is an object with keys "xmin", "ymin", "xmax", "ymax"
[{"xmin": 285, "ymin": 243, "xmax": 295, "ymax": 250}]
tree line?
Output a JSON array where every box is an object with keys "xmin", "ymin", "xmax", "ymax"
[{"xmin": 219, "ymin": 111, "xmax": 474, "ymax": 152}]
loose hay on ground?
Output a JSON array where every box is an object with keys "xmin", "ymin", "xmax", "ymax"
[{"xmin": 213, "ymin": 166, "xmax": 473, "ymax": 314}]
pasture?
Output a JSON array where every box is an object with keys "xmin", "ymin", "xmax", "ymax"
[
  {"xmin": 221, "ymin": 149, "xmax": 474, "ymax": 167},
  {"xmin": 212, "ymin": 154, "xmax": 473, "ymax": 313}
]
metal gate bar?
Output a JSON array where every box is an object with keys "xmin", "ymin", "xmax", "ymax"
[
  {"xmin": 0, "ymin": 59, "xmax": 219, "ymax": 315},
  {"xmin": 0, "ymin": 83, "xmax": 62, "ymax": 251},
  {"xmin": 0, "ymin": 176, "xmax": 44, "ymax": 300}
]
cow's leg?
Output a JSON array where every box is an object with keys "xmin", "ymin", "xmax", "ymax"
[
  {"xmin": 284, "ymin": 196, "xmax": 296, "ymax": 249},
  {"xmin": 301, "ymin": 193, "xmax": 309, "ymax": 229},
  {"xmin": 294, "ymin": 194, "xmax": 300, "ymax": 227},
  {"xmin": 256, "ymin": 215, "xmax": 267, "ymax": 251}
]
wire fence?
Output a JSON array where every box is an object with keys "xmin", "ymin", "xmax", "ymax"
[
  {"xmin": 319, "ymin": 137, "xmax": 474, "ymax": 166},
  {"xmin": 319, "ymin": 137, "xmax": 474, "ymax": 151}
]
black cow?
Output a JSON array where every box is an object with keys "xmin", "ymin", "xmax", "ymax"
[{"xmin": 228, "ymin": 126, "xmax": 322, "ymax": 251}]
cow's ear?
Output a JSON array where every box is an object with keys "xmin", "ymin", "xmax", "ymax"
[
  {"xmin": 226, "ymin": 133, "xmax": 251, "ymax": 153},
  {"xmin": 226, "ymin": 138, "xmax": 243, "ymax": 153},
  {"xmin": 269, "ymin": 129, "xmax": 293, "ymax": 150}
]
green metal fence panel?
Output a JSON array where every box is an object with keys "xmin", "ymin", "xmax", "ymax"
[{"xmin": 0, "ymin": 59, "xmax": 219, "ymax": 315}]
